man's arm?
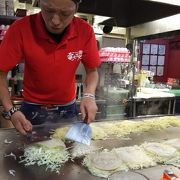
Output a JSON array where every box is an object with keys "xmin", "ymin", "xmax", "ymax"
[
  {"xmin": 80, "ymin": 67, "xmax": 99, "ymax": 123},
  {"xmin": 0, "ymin": 70, "xmax": 32, "ymax": 135},
  {"xmin": 0, "ymin": 71, "xmax": 14, "ymax": 111}
]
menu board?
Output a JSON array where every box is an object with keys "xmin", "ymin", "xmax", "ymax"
[
  {"xmin": 141, "ymin": 43, "xmax": 166, "ymax": 76},
  {"xmin": 158, "ymin": 56, "xmax": 165, "ymax": 65},
  {"xmin": 141, "ymin": 66, "xmax": 149, "ymax": 71},
  {"xmin": 142, "ymin": 44, "xmax": 150, "ymax": 54},
  {"xmin": 149, "ymin": 66, "xmax": 157, "ymax": 75},
  {"xmin": 150, "ymin": 55, "xmax": 157, "ymax": 65},
  {"xmin": 157, "ymin": 66, "xmax": 164, "ymax": 76},
  {"xmin": 150, "ymin": 44, "xmax": 158, "ymax": 54},
  {"xmin": 142, "ymin": 55, "xmax": 149, "ymax": 65},
  {"xmin": 158, "ymin": 45, "xmax": 166, "ymax": 55}
]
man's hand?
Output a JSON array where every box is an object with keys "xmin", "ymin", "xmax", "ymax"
[
  {"xmin": 80, "ymin": 97, "xmax": 98, "ymax": 123},
  {"xmin": 10, "ymin": 111, "xmax": 32, "ymax": 135}
]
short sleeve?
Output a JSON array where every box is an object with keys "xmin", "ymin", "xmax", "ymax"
[
  {"xmin": 0, "ymin": 21, "xmax": 24, "ymax": 72},
  {"xmin": 81, "ymin": 27, "xmax": 101, "ymax": 68}
]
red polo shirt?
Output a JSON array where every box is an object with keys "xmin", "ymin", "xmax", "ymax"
[{"xmin": 0, "ymin": 13, "xmax": 101, "ymax": 104}]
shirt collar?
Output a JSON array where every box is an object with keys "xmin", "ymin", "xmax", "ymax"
[{"xmin": 36, "ymin": 12, "xmax": 78, "ymax": 43}]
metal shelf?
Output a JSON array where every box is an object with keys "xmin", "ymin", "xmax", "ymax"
[{"xmin": 0, "ymin": 15, "xmax": 20, "ymax": 25}]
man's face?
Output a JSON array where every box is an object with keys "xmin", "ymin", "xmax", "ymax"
[{"xmin": 39, "ymin": 0, "xmax": 76, "ymax": 34}]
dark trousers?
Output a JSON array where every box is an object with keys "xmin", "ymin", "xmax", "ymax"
[{"xmin": 20, "ymin": 101, "xmax": 78, "ymax": 125}]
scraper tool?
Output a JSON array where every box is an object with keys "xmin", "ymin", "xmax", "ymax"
[{"xmin": 65, "ymin": 117, "xmax": 92, "ymax": 145}]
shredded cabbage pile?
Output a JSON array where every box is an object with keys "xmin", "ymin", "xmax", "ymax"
[
  {"xmin": 163, "ymin": 138, "xmax": 180, "ymax": 151},
  {"xmin": 89, "ymin": 124, "xmax": 108, "ymax": 140},
  {"xmin": 141, "ymin": 142, "xmax": 177, "ymax": 163},
  {"xmin": 114, "ymin": 145, "xmax": 156, "ymax": 169},
  {"xmin": 70, "ymin": 141, "xmax": 101, "ymax": 159},
  {"xmin": 83, "ymin": 149, "xmax": 128, "ymax": 178},
  {"xmin": 50, "ymin": 127, "xmax": 69, "ymax": 140},
  {"xmin": 166, "ymin": 156, "xmax": 180, "ymax": 168},
  {"xmin": 19, "ymin": 138, "xmax": 69, "ymax": 174},
  {"xmin": 162, "ymin": 139, "xmax": 180, "ymax": 167},
  {"xmin": 52, "ymin": 116, "xmax": 180, "ymax": 141},
  {"xmin": 83, "ymin": 140, "xmax": 180, "ymax": 178}
]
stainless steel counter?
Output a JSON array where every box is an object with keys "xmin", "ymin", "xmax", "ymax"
[
  {"xmin": 132, "ymin": 97, "xmax": 175, "ymax": 118},
  {"xmin": 131, "ymin": 90, "xmax": 176, "ymax": 118}
]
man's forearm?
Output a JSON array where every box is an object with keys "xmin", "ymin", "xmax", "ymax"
[
  {"xmin": 84, "ymin": 68, "xmax": 99, "ymax": 94},
  {"xmin": 0, "ymin": 71, "xmax": 13, "ymax": 111}
]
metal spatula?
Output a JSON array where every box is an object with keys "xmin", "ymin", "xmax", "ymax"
[{"xmin": 65, "ymin": 118, "xmax": 92, "ymax": 145}]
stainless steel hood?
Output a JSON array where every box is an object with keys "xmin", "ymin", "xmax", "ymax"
[
  {"xmin": 31, "ymin": 0, "xmax": 180, "ymax": 28},
  {"xmin": 131, "ymin": 13, "xmax": 180, "ymax": 39},
  {"xmin": 27, "ymin": 0, "xmax": 180, "ymax": 38},
  {"xmin": 78, "ymin": 0, "xmax": 180, "ymax": 27},
  {"xmin": 78, "ymin": 0, "xmax": 180, "ymax": 39}
]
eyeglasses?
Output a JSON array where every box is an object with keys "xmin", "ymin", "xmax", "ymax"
[{"xmin": 41, "ymin": 7, "xmax": 75, "ymax": 20}]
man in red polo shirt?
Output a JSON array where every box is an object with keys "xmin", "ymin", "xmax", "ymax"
[{"xmin": 0, "ymin": 0, "xmax": 101, "ymax": 135}]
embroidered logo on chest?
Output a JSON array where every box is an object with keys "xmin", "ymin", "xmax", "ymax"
[{"xmin": 67, "ymin": 50, "xmax": 83, "ymax": 61}]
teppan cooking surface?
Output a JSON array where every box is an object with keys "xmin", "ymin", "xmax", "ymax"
[
  {"xmin": 0, "ymin": 122, "xmax": 180, "ymax": 180},
  {"xmin": 0, "ymin": 124, "xmax": 104, "ymax": 180}
]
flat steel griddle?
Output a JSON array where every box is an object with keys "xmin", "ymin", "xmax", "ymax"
[
  {"xmin": 0, "ymin": 123, "xmax": 104, "ymax": 180},
  {"xmin": 0, "ymin": 121, "xmax": 180, "ymax": 180}
]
